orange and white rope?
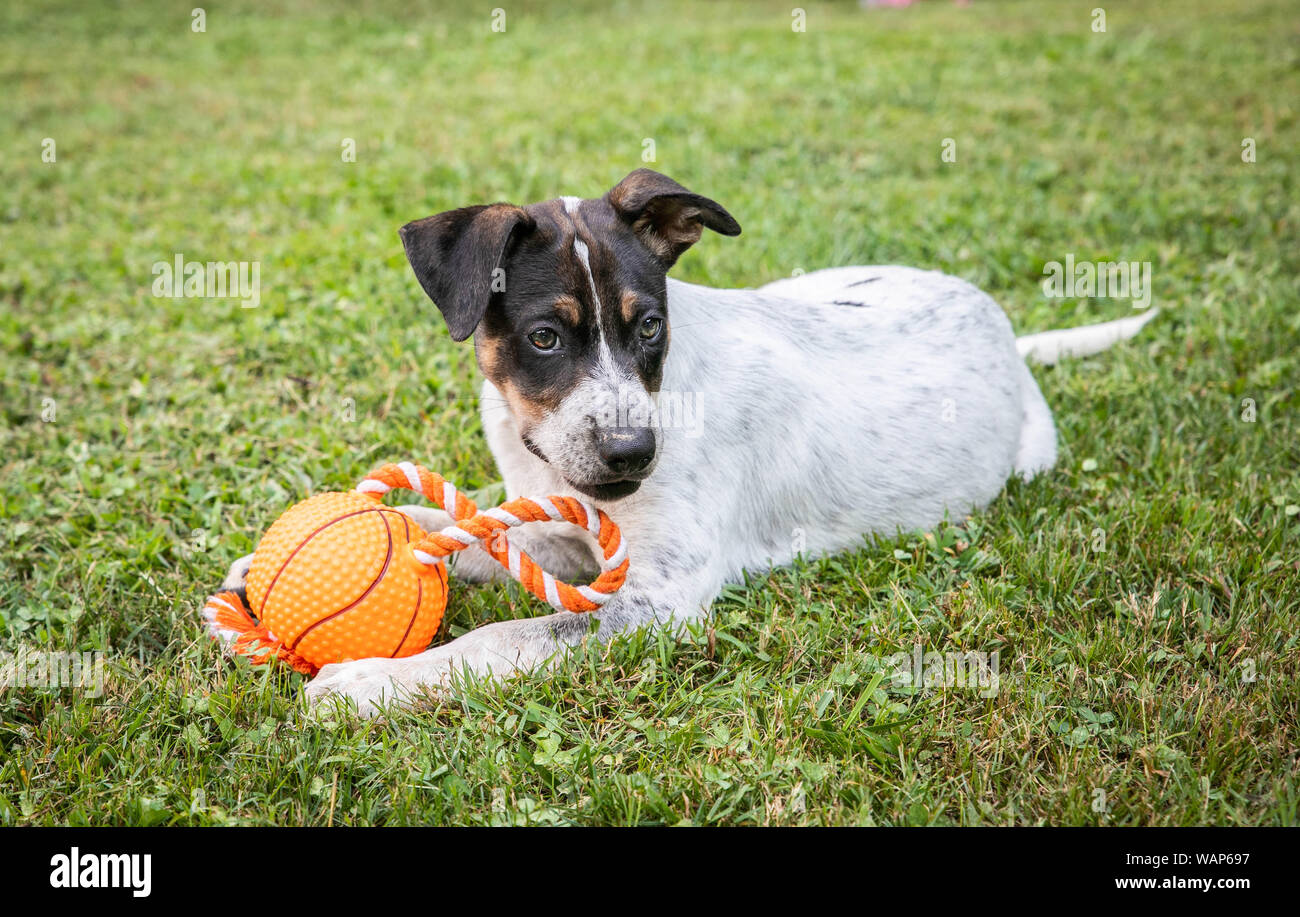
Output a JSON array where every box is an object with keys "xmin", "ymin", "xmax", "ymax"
[{"xmin": 355, "ymin": 461, "xmax": 628, "ymax": 613}]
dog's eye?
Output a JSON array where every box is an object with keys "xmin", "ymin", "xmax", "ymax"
[
  {"xmin": 528, "ymin": 328, "xmax": 559, "ymax": 351},
  {"xmin": 639, "ymin": 316, "xmax": 663, "ymax": 341}
]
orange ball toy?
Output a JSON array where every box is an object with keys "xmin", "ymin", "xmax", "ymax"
[{"xmin": 203, "ymin": 461, "xmax": 629, "ymax": 676}]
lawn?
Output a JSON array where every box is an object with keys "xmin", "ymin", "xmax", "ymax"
[{"xmin": 1, "ymin": 0, "xmax": 1297, "ymax": 826}]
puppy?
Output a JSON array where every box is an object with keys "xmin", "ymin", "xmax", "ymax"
[{"xmin": 212, "ymin": 169, "xmax": 1156, "ymax": 716}]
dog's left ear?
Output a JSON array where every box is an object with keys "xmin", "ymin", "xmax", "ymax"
[{"xmin": 606, "ymin": 169, "xmax": 741, "ymax": 267}]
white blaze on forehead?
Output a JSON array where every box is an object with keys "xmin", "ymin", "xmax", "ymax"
[
  {"xmin": 559, "ymin": 196, "xmax": 620, "ymax": 384},
  {"xmin": 571, "ymin": 238, "xmax": 601, "ymax": 309},
  {"xmin": 560, "ymin": 196, "xmax": 600, "ymax": 308}
]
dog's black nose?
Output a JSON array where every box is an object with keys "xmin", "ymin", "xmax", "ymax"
[{"xmin": 596, "ymin": 428, "xmax": 656, "ymax": 477}]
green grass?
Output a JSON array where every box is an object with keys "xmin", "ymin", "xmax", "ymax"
[{"xmin": 2, "ymin": 0, "xmax": 1298, "ymax": 826}]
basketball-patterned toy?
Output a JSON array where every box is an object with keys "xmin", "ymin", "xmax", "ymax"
[{"xmin": 202, "ymin": 461, "xmax": 629, "ymax": 676}]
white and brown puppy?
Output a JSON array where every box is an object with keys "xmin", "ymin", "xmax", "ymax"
[{"xmin": 212, "ymin": 169, "xmax": 1157, "ymax": 716}]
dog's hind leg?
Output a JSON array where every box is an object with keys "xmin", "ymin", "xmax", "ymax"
[{"xmin": 1013, "ymin": 362, "xmax": 1058, "ymax": 480}]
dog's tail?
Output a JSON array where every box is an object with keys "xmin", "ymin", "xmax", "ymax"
[{"xmin": 1016, "ymin": 308, "xmax": 1159, "ymax": 365}]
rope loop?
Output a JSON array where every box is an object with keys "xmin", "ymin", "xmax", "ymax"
[{"xmin": 356, "ymin": 462, "xmax": 628, "ymax": 613}]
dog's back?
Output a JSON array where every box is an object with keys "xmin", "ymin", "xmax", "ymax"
[{"xmin": 655, "ymin": 270, "xmax": 1028, "ymax": 574}]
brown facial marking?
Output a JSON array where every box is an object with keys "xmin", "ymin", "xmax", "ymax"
[
  {"xmin": 498, "ymin": 379, "xmax": 548, "ymax": 426},
  {"xmin": 553, "ymin": 294, "xmax": 582, "ymax": 326},
  {"xmin": 620, "ymin": 289, "xmax": 640, "ymax": 323},
  {"xmin": 474, "ymin": 333, "xmax": 503, "ymax": 381},
  {"xmin": 476, "ymin": 320, "xmax": 557, "ymax": 427}
]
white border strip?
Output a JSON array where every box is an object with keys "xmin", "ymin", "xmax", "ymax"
[
  {"xmin": 542, "ymin": 571, "xmax": 561, "ymax": 609},
  {"xmin": 602, "ymin": 536, "xmax": 627, "ymax": 571},
  {"xmin": 398, "ymin": 461, "xmax": 423, "ymax": 495},
  {"xmin": 576, "ymin": 585, "xmax": 612, "ymax": 606},
  {"xmin": 483, "ymin": 506, "xmax": 522, "ymax": 527}
]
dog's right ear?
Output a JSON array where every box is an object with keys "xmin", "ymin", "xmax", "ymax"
[{"xmin": 399, "ymin": 204, "xmax": 535, "ymax": 341}]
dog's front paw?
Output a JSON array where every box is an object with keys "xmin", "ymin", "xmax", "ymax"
[
  {"xmin": 394, "ymin": 504, "xmax": 454, "ymax": 534},
  {"xmin": 200, "ymin": 552, "xmax": 257, "ymax": 649},
  {"xmin": 395, "ymin": 503, "xmax": 508, "ymax": 584},
  {"xmin": 221, "ymin": 552, "xmax": 255, "ymax": 592},
  {"xmin": 305, "ymin": 656, "xmax": 448, "ymax": 718}
]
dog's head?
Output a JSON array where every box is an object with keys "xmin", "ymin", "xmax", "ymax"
[{"xmin": 399, "ymin": 169, "xmax": 740, "ymax": 501}]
